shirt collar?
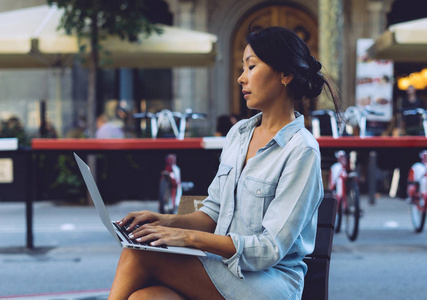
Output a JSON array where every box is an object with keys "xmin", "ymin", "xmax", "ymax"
[{"xmin": 238, "ymin": 111, "xmax": 305, "ymax": 148}]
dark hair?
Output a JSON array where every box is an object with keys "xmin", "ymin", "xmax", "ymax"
[{"xmin": 246, "ymin": 27, "xmax": 340, "ymax": 113}]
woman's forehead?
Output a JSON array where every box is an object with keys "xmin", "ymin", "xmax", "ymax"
[{"xmin": 242, "ymin": 45, "xmax": 258, "ymax": 62}]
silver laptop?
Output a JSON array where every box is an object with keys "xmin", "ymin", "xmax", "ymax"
[{"xmin": 74, "ymin": 152, "xmax": 206, "ymax": 257}]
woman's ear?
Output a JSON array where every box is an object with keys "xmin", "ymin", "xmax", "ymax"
[{"xmin": 281, "ymin": 73, "xmax": 294, "ymax": 86}]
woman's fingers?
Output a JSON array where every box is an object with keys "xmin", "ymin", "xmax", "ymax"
[
  {"xmin": 130, "ymin": 225, "xmax": 188, "ymax": 247},
  {"xmin": 117, "ymin": 210, "xmax": 164, "ymax": 231}
]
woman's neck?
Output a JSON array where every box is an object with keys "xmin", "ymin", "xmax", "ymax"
[{"xmin": 259, "ymin": 106, "xmax": 295, "ymax": 133}]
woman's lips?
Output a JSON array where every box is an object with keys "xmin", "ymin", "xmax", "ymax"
[{"xmin": 242, "ymin": 90, "xmax": 251, "ymax": 99}]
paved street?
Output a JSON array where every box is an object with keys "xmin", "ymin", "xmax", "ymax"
[
  {"xmin": 330, "ymin": 196, "xmax": 427, "ymax": 300},
  {"xmin": 0, "ymin": 196, "xmax": 427, "ymax": 299}
]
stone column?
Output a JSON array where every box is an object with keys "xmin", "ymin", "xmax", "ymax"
[
  {"xmin": 368, "ymin": 0, "xmax": 387, "ymax": 38},
  {"xmin": 171, "ymin": 0, "xmax": 195, "ymax": 113},
  {"xmin": 170, "ymin": 0, "xmax": 210, "ymax": 134},
  {"xmin": 318, "ymin": 0, "xmax": 343, "ymax": 110}
]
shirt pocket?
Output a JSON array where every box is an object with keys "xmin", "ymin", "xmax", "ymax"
[
  {"xmin": 240, "ymin": 177, "xmax": 277, "ymax": 234},
  {"xmin": 217, "ymin": 163, "xmax": 233, "ymax": 194}
]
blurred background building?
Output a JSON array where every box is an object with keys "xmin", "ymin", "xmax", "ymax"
[{"xmin": 0, "ymin": 0, "xmax": 426, "ymax": 138}]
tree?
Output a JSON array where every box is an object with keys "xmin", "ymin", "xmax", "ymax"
[{"xmin": 47, "ymin": 0, "xmax": 162, "ymax": 137}]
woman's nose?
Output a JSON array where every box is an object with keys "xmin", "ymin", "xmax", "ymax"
[{"xmin": 237, "ymin": 71, "xmax": 246, "ymax": 85}]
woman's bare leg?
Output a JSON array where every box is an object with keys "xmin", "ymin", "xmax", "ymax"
[
  {"xmin": 129, "ymin": 286, "xmax": 186, "ymax": 300},
  {"xmin": 108, "ymin": 248, "xmax": 223, "ymax": 300}
]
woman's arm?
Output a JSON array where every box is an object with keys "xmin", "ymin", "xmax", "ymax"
[
  {"xmin": 119, "ymin": 210, "xmax": 236, "ymax": 258},
  {"xmin": 132, "ymin": 223, "xmax": 236, "ymax": 259},
  {"xmin": 169, "ymin": 210, "xmax": 217, "ymax": 232}
]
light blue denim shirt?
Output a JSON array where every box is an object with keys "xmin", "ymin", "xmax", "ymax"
[{"xmin": 199, "ymin": 112, "xmax": 323, "ymax": 299}]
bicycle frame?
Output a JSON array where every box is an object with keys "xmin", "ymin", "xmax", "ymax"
[
  {"xmin": 329, "ymin": 151, "xmax": 358, "ymax": 209},
  {"xmin": 158, "ymin": 154, "xmax": 182, "ymax": 214}
]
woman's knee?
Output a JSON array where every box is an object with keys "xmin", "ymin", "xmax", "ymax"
[
  {"xmin": 120, "ymin": 248, "xmax": 151, "ymax": 265},
  {"xmin": 128, "ymin": 286, "xmax": 185, "ymax": 300}
]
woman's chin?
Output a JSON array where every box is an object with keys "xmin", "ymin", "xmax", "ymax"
[{"xmin": 245, "ymin": 101, "xmax": 256, "ymax": 110}]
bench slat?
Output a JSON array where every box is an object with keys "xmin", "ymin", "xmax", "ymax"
[
  {"xmin": 302, "ymin": 258, "xmax": 329, "ymax": 300},
  {"xmin": 317, "ymin": 197, "xmax": 337, "ymax": 227},
  {"xmin": 307, "ymin": 227, "xmax": 334, "ymax": 258}
]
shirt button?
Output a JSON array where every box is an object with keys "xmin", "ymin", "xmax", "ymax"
[
  {"xmin": 227, "ymin": 212, "xmax": 232, "ymax": 218},
  {"xmin": 256, "ymin": 189, "xmax": 261, "ymax": 195}
]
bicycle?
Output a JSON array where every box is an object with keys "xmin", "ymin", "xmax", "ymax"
[
  {"xmin": 407, "ymin": 150, "xmax": 427, "ymax": 233},
  {"xmin": 405, "ymin": 109, "xmax": 427, "ymax": 233},
  {"xmin": 312, "ymin": 106, "xmax": 380, "ymax": 241},
  {"xmin": 134, "ymin": 109, "xmax": 205, "ymax": 213},
  {"xmin": 158, "ymin": 154, "xmax": 181, "ymax": 214},
  {"xmin": 311, "ymin": 108, "xmax": 360, "ymax": 241},
  {"xmin": 328, "ymin": 150, "xmax": 360, "ymax": 241}
]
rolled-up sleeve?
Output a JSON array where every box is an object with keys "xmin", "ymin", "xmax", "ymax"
[{"xmin": 222, "ymin": 146, "xmax": 323, "ymax": 277}]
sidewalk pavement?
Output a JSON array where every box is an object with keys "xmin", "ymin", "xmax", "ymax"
[{"xmin": 0, "ymin": 195, "xmax": 425, "ymax": 299}]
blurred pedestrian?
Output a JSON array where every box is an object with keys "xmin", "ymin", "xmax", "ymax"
[
  {"xmin": 95, "ymin": 114, "xmax": 124, "ymax": 139},
  {"xmin": 401, "ymin": 85, "xmax": 425, "ymax": 136},
  {"xmin": 0, "ymin": 116, "xmax": 29, "ymax": 146},
  {"xmin": 66, "ymin": 117, "xmax": 88, "ymax": 138},
  {"xmin": 39, "ymin": 120, "xmax": 58, "ymax": 138}
]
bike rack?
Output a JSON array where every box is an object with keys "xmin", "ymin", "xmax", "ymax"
[
  {"xmin": 311, "ymin": 109, "xmax": 339, "ymax": 139},
  {"xmin": 134, "ymin": 108, "xmax": 206, "ymax": 140}
]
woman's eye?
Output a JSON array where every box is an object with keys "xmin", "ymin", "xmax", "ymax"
[{"xmin": 249, "ymin": 65, "xmax": 255, "ymax": 70}]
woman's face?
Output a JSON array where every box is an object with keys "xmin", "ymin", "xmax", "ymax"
[{"xmin": 237, "ymin": 45, "xmax": 285, "ymax": 111}]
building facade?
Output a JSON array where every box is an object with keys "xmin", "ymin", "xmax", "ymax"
[{"xmin": 0, "ymin": 0, "xmax": 413, "ymax": 138}]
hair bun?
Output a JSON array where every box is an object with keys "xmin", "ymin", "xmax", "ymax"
[
  {"xmin": 303, "ymin": 56, "xmax": 324, "ymax": 98},
  {"xmin": 309, "ymin": 56, "xmax": 322, "ymax": 72}
]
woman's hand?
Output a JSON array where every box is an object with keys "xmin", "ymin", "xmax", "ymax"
[
  {"xmin": 129, "ymin": 224, "xmax": 192, "ymax": 247},
  {"xmin": 120, "ymin": 212, "xmax": 235, "ymax": 257},
  {"xmin": 117, "ymin": 210, "xmax": 172, "ymax": 232}
]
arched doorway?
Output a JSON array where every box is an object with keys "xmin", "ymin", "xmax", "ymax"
[{"xmin": 231, "ymin": 4, "xmax": 318, "ymax": 118}]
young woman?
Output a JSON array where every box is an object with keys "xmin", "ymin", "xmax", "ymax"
[{"xmin": 108, "ymin": 26, "xmax": 340, "ymax": 300}]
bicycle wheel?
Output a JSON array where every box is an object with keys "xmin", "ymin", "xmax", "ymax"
[
  {"xmin": 159, "ymin": 176, "xmax": 173, "ymax": 214},
  {"xmin": 344, "ymin": 178, "xmax": 360, "ymax": 241},
  {"xmin": 410, "ymin": 197, "xmax": 426, "ymax": 233}
]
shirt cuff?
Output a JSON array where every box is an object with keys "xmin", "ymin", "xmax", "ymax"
[{"xmin": 221, "ymin": 232, "xmax": 245, "ymax": 279}]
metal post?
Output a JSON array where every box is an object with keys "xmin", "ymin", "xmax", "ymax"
[
  {"xmin": 368, "ymin": 151, "xmax": 377, "ymax": 205},
  {"xmin": 25, "ymin": 150, "xmax": 34, "ymax": 249}
]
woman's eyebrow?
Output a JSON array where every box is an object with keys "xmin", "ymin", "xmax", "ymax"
[{"xmin": 242, "ymin": 55, "xmax": 255, "ymax": 63}]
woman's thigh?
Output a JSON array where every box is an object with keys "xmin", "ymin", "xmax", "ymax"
[{"xmin": 123, "ymin": 249, "xmax": 224, "ymax": 300}]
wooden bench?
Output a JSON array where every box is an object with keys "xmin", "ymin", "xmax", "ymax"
[{"xmin": 177, "ymin": 195, "xmax": 337, "ymax": 300}]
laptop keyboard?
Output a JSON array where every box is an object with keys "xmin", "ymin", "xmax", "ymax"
[{"xmin": 113, "ymin": 222, "xmax": 167, "ymax": 249}]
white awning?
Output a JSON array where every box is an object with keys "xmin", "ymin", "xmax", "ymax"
[
  {"xmin": 0, "ymin": 5, "xmax": 218, "ymax": 68},
  {"xmin": 366, "ymin": 18, "xmax": 427, "ymax": 62}
]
